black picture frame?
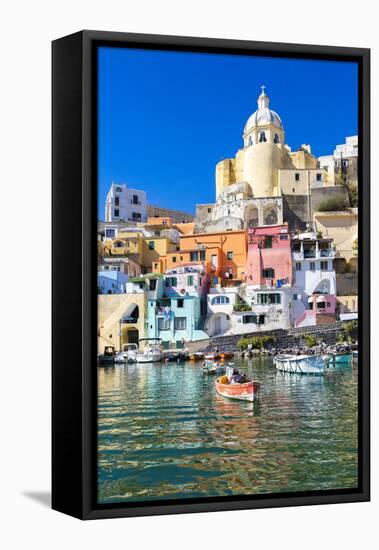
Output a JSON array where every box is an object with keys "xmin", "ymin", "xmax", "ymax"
[{"xmin": 52, "ymin": 30, "xmax": 370, "ymax": 520}]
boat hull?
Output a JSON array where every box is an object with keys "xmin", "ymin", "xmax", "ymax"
[
  {"xmin": 275, "ymin": 354, "xmax": 328, "ymax": 375},
  {"xmin": 215, "ymin": 380, "xmax": 260, "ymax": 402}
]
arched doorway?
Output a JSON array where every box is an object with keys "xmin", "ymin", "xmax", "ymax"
[
  {"xmin": 245, "ymin": 204, "xmax": 259, "ymax": 227},
  {"xmin": 208, "ymin": 313, "xmax": 231, "ymax": 336},
  {"xmin": 126, "ymin": 328, "xmax": 139, "ymax": 345},
  {"xmin": 263, "ymin": 203, "xmax": 278, "ymax": 225}
]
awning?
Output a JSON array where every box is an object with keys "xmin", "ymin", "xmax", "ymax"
[
  {"xmin": 308, "ymin": 297, "xmax": 314, "ymax": 302},
  {"xmin": 316, "ymin": 296, "xmax": 326, "ymax": 303}
]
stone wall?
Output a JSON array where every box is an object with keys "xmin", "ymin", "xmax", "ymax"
[
  {"xmin": 187, "ymin": 320, "xmax": 357, "ymax": 353},
  {"xmin": 283, "ymin": 186, "xmax": 349, "ymax": 230}
]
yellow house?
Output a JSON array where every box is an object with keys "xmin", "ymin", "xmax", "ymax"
[
  {"xmin": 98, "ymin": 292, "xmax": 145, "ymax": 353},
  {"xmin": 141, "ymin": 237, "xmax": 178, "ymax": 271}
]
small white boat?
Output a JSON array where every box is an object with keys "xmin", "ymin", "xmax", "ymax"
[
  {"xmin": 274, "ymin": 354, "xmax": 331, "ymax": 375},
  {"xmin": 114, "ymin": 351, "xmax": 127, "ymax": 364},
  {"xmin": 136, "ymin": 338, "xmax": 163, "ymax": 364},
  {"xmin": 123, "ymin": 343, "xmax": 138, "ymax": 363}
]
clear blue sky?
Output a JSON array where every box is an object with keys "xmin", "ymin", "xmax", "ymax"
[{"xmin": 98, "ymin": 47, "xmax": 358, "ymax": 219}]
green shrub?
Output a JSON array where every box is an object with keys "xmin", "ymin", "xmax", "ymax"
[
  {"xmin": 233, "ymin": 303, "xmax": 251, "ymax": 312},
  {"xmin": 303, "ymin": 334, "xmax": 317, "ymax": 348},
  {"xmin": 237, "ymin": 335, "xmax": 276, "ymax": 350},
  {"xmin": 316, "ymin": 197, "xmax": 349, "ymax": 212}
]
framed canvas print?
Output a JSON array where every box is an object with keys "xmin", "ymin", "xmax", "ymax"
[{"xmin": 52, "ymin": 30, "xmax": 370, "ymax": 519}]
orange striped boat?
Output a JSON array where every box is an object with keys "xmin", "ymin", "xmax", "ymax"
[{"xmin": 215, "ymin": 378, "xmax": 260, "ymax": 402}]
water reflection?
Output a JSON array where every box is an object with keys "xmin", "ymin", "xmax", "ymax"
[{"xmin": 98, "ymin": 357, "xmax": 358, "ymax": 503}]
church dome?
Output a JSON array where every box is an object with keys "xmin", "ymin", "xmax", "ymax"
[{"xmin": 244, "ymin": 87, "xmax": 283, "ymax": 133}]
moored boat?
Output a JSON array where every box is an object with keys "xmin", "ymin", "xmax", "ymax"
[
  {"xmin": 123, "ymin": 343, "xmax": 138, "ymax": 363},
  {"xmin": 205, "ymin": 352, "xmax": 220, "ymax": 361},
  {"xmin": 274, "ymin": 353, "xmax": 330, "ymax": 375},
  {"xmin": 202, "ymin": 360, "xmax": 229, "ymax": 375},
  {"xmin": 189, "ymin": 352, "xmax": 204, "ymax": 361},
  {"xmin": 136, "ymin": 338, "xmax": 163, "ymax": 364},
  {"xmin": 98, "ymin": 345, "xmax": 116, "ymax": 365},
  {"xmin": 328, "ymin": 352, "xmax": 353, "ymax": 366},
  {"xmin": 219, "ymin": 351, "xmax": 234, "ymax": 360}
]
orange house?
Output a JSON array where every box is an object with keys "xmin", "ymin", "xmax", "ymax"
[{"xmin": 157, "ymin": 230, "xmax": 247, "ymax": 282}]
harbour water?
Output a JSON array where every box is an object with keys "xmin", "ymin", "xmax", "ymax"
[{"xmin": 98, "ymin": 357, "xmax": 358, "ymax": 503}]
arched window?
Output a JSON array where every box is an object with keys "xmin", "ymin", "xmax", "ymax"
[
  {"xmin": 211, "ymin": 295, "xmax": 230, "ymax": 305},
  {"xmin": 115, "ymin": 186, "xmax": 122, "ymax": 192},
  {"xmin": 248, "ymin": 136, "xmax": 253, "ymax": 146},
  {"xmin": 259, "ymin": 131, "xmax": 267, "ymax": 143},
  {"xmin": 274, "ymin": 133, "xmax": 279, "ymax": 144}
]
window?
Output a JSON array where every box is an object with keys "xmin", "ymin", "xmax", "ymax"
[
  {"xmin": 133, "ymin": 194, "xmax": 139, "ymax": 205},
  {"xmin": 265, "ymin": 236, "xmax": 272, "ymax": 248},
  {"xmin": 320, "ymin": 261, "xmax": 328, "ymax": 271},
  {"xmin": 259, "ymin": 131, "xmax": 267, "ymax": 143},
  {"xmin": 105, "ymin": 228, "xmax": 115, "ymax": 238},
  {"xmin": 187, "ymin": 275, "xmax": 194, "ymax": 286},
  {"xmin": 308, "ymin": 301, "xmax": 314, "ymax": 310},
  {"xmin": 310, "ymin": 262, "xmax": 316, "ymax": 271},
  {"xmin": 172, "ymin": 257, "xmax": 177, "ymax": 263},
  {"xmin": 154, "ymin": 263, "xmax": 158, "ymax": 270},
  {"xmin": 148, "ymin": 241, "xmax": 155, "ymax": 250},
  {"xmin": 207, "ymin": 208, "xmax": 212, "ymax": 213},
  {"xmin": 257, "ymin": 293, "xmax": 281, "ymax": 305},
  {"xmin": 149, "ymin": 279, "xmax": 157, "ymax": 291},
  {"xmin": 154, "ymin": 231, "xmax": 160, "ymax": 236},
  {"xmin": 295, "ymin": 173, "xmax": 300, "ymax": 181},
  {"xmin": 114, "ymin": 241, "xmax": 123, "ymax": 248},
  {"xmin": 103, "ymin": 265, "xmax": 109, "ymax": 271},
  {"xmin": 248, "ymin": 136, "xmax": 253, "ymax": 146},
  {"xmin": 180, "ymin": 256, "xmax": 183, "ymax": 261},
  {"xmin": 211, "ymin": 295, "xmax": 230, "ymax": 305},
  {"xmin": 274, "ymin": 134, "xmax": 279, "ymax": 143},
  {"xmin": 132, "ymin": 212, "xmax": 141, "ymax": 221},
  {"xmin": 177, "ymin": 299, "xmax": 184, "ymax": 308},
  {"xmin": 199, "ymin": 250, "xmax": 206, "ymax": 261},
  {"xmin": 114, "ymin": 196, "xmax": 119, "ymax": 206},
  {"xmin": 114, "ymin": 209, "xmax": 119, "ymax": 217},
  {"xmin": 227, "ymin": 251, "xmax": 233, "ymax": 260},
  {"xmin": 115, "ymin": 186, "xmax": 122, "ymax": 192},
  {"xmin": 296, "ymin": 262, "xmax": 302, "ymax": 271},
  {"xmin": 190, "ymin": 251, "xmax": 198, "ymax": 262},
  {"xmin": 317, "ymin": 173, "xmax": 322, "ymax": 181},
  {"xmin": 243, "ymin": 314, "xmax": 265, "ymax": 325},
  {"xmin": 166, "ymin": 277, "xmax": 177, "ymax": 287},
  {"xmin": 158, "ymin": 318, "xmax": 170, "ymax": 331},
  {"xmin": 293, "ymin": 293, "xmax": 299, "ymax": 300},
  {"xmin": 262, "ymin": 268, "xmax": 275, "ymax": 278},
  {"xmin": 174, "ymin": 317, "xmax": 187, "ymax": 330},
  {"xmin": 279, "ymin": 234, "xmax": 288, "ymax": 240}
]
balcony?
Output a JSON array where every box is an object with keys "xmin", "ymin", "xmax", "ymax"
[{"xmin": 293, "ymin": 248, "xmax": 335, "ymax": 261}]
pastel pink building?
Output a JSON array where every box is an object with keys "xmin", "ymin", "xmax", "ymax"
[{"xmin": 245, "ymin": 224, "xmax": 293, "ymax": 287}]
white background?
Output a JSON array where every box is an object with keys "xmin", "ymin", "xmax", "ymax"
[{"xmin": 0, "ymin": 1, "xmax": 377, "ymax": 548}]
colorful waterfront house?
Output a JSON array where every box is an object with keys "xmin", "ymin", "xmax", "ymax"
[
  {"xmin": 292, "ymin": 231, "xmax": 337, "ymax": 326},
  {"xmin": 147, "ymin": 263, "xmax": 209, "ymax": 346},
  {"xmin": 178, "ymin": 229, "xmax": 248, "ymax": 285},
  {"xmin": 205, "ymin": 286, "xmax": 292, "ymax": 337},
  {"xmin": 245, "ymin": 224, "xmax": 293, "ymax": 287}
]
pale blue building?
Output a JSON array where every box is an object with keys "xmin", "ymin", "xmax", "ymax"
[{"xmin": 147, "ymin": 265, "xmax": 209, "ymax": 346}]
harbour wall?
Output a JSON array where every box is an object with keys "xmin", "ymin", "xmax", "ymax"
[{"xmin": 186, "ymin": 320, "xmax": 357, "ymax": 353}]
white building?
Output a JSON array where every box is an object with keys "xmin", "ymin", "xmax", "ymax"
[
  {"xmin": 205, "ymin": 286, "xmax": 293, "ymax": 337},
  {"xmin": 292, "ymin": 232, "xmax": 337, "ymax": 327},
  {"xmin": 318, "ymin": 135, "xmax": 358, "ymax": 185},
  {"xmin": 105, "ymin": 183, "xmax": 147, "ymax": 223}
]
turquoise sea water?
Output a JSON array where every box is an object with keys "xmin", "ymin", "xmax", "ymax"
[{"xmin": 97, "ymin": 357, "xmax": 358, "ymax": 503}]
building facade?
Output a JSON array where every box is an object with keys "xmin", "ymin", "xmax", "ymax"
[{"xmin": 105, "ymin": 183, "xmax": 147, "ymax": 223}]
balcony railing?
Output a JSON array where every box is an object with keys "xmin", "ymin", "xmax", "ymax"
[{"xmin": 293, "ymin": 249, "xmax": 335, "ymax": 261}]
